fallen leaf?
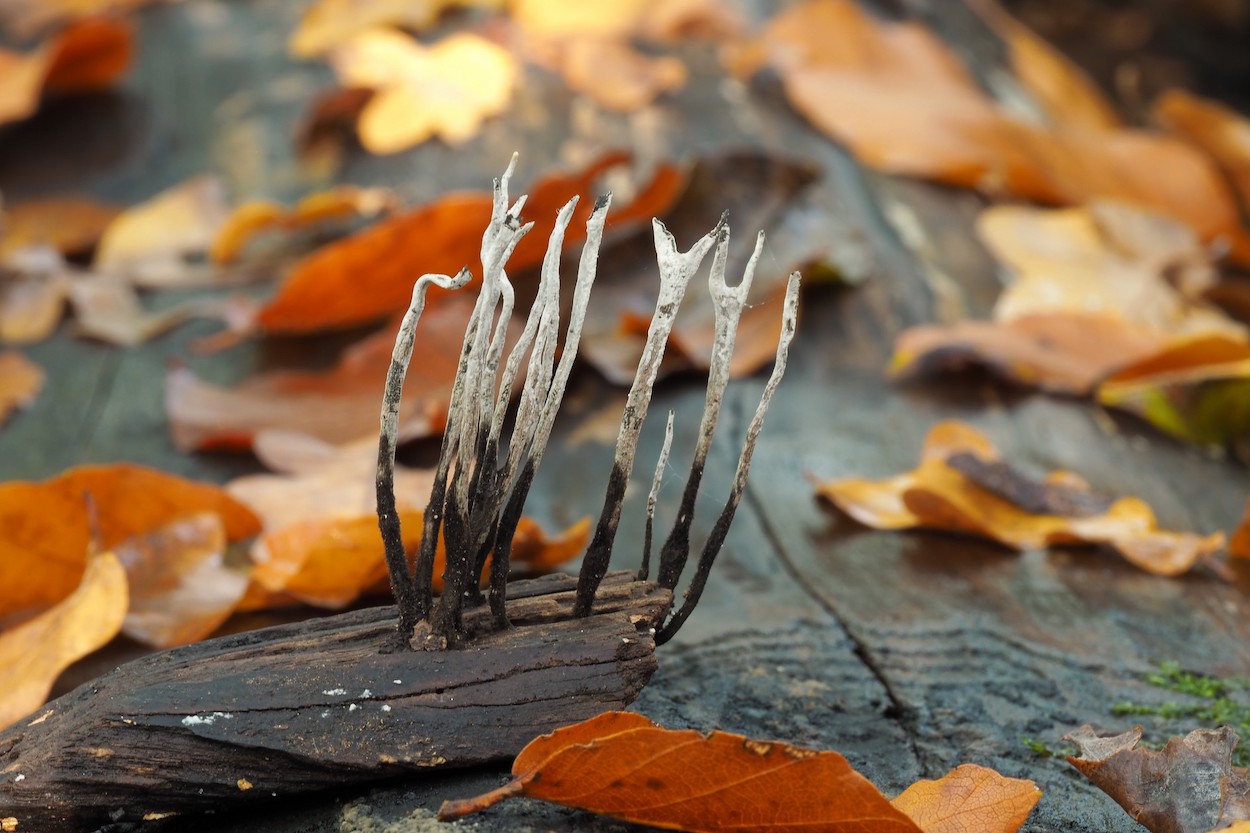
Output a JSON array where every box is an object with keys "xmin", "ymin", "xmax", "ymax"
[
  {"xmin": 890, "ymin": 763, "xmax": 1041, "ymax": 833},
  {"xmin": 94, "ymin": 174, "xmax": 231, "ymax": 286},
  {"xmin": 295, "ymin": 86, "xmax": 375, "ymax": 171},
  {"xmin": 1154, "ymin": 89, "xmax": 1250, "ymax": 213},
  {"xmin": 168, "ymin": 298, "xmax": 481, "ymax": 451},
  {"xmin": 114, "ymin": 512, "xmax": 248, "ymax": 648},
  {"xmin": 1097, "ymin": 335, "xmax": 1250, "ymax": 447},
  {"xmin": 209, "ymin": 186, "xmax": 398, "ymax": 264},
  {"xmin": 0, "ymin": 551, "xmax": 128, "ymax": 730},
  {"xmin": 735, "ymin": 0, "xmax": 1250, "ymax": 263},
  {"xmin": 440, "ymin": 711, "xmax": 1039, "ymax": 833},
  {"xmin": 0, "ymin": 464, "xmax": 260, "ymax": 614},
  {"xmin": 289, "ymin": 0, "xmax": 505, "ymax": 57},
  {"xmin": 329, "ymin": 28, "xmax": 516, "ymax": 153},
  {"xmin": 1066, "ymin": 724, "xmax": 1250, "ymax": 833},
  {"xmin": 227, "ymin": 432, "xmax": 586, "ymax": 607},
  {"xmin": 814, "ymin": 420, "xmax": 1225, "ymax": 576},
  {"xmin": 890, "ymin": 202, "xmax": 1245, "ymax": 395},
  {"xmin": 0, "ymin": 197, "xmax": 119, "ymax": 259},
  {"xmin": 66, "ymin": 271, "xmax": 243, "ymax": 346},
  {"xmin": 0, "ymin": 18, "xmax": 132, "ymax": 126},
  {"xmin": 0, "ymin": 350, "xmax": 43, "ymax": 426},
  {"xmin": 257, "ymin": 153, "xmax": 684, "ymax": 333},
  {"xmin": 557, "ymin": 37, "xmax": 686, "ymax": 111}
]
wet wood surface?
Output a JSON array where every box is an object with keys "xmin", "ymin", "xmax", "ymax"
[{"xmin": 2, "ymin": 2, "xmax": 1250, "ymax": 832}]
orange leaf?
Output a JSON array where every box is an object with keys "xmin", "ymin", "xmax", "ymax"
[
  {"xmin": 890, "ymin": 763, "xmax": 1041, "ymax": 833},
  {"xmin": 257, "ymin": 153, "xmax": 684, "ymax": 333},
  {"xmin": 439, "ymin": 711, "xmax": 927, "ymax": 832},
  {"xmin": 114, "ymin": 513, "xmax": 249, "ymax": 648},
  {"xmin": 0, "ymin": 350, "xmax": 44, "ymax": 426},
  {"xmin": 0, "ymin": 551, "xmax": 128, "ymax": 730},
  {"xmin": 0, "ymin": 19, "xmax": 131, "ymax": 126},
  {"xmin": 814, "ymin": 420, "xmax": 1225, "ymax": 576},
  {"xmin": 0, "ymin": 267, "xmax": 69, "ymax": 344},
  {"xmin": 0, "ymin": 464, "xmax": 261, "ymax": 614},
  {"xmin": 1155, "ymin": 89, "xmax": 1250, "ymax": 215},
  {"xmin": 0, "ymin": 197, "xmax": 119, "ymax": 259},
  {"xmin": 289, "ymin": 0, "xmax": 506, "ymax": 58},
  {"xmin": 558, "ymin": 37, "xmax": 686, "ymax": 111},
  {"xmin": 738, "ymin": 0, "xmax": 1249, "ymax": 262}
]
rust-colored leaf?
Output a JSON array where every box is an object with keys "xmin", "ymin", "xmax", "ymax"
[
  {"xmin": 0, "ymin": 197, "xmax": 119, "ymax": 259},
  {"xmin": 890, "ymin": 764, "xmax": 1041, "ymax": 833},
  {"xmin": 1155, "ymin": 89, "xmax": 1250, "ymax": 213},
  {"xmin": 441, "ymin": 712, "xmax": 1039, "ymax": 833},
  {"xmin": 257, "ymin": 153, "xmax": 683, "ymax": 333},
  {"xmin": 0, "ymin": 464, "xmax": 261, "ymax": 615},
  {"xmin": 439, "ymin": 711, "xmax": 925, "ymax": 831},
  {"xmin": 735, "ymin": 0, "xmax": 1250, "ymax": 263},
  {"xmin": 329, "ymin": 28, "xmax": 516, "ymax": 153},
  {"xmin": 1066, "ymin": 725, "xmax": 1250, "ymax": 833},
  {"xmin": 94, "ymin": 174, "xmax": 230, "ymax": 286},
  {"xmin": 0, "ymin": 551, "xmax": 128, "ymax": 730},
  {"xmin": 0, "ymin": 18, "xmax": 131, "ymax": 126},
  {"xmin": 208, "ymin": 186, "xmax": 397, "ymax": 264},
  {"xmin": 114, "ymin": 512, "xmax": 249, "ymax": 648},
  {"xmin": 289, "ymin": 0, "xmax": 505, "ymax": 57},
  {"xmin": 0, "ymin": 350, "xmax": 43, "ymax": 426},
  {"xmin": 814, "ymin": 420, "xmax": 1225, "ymax": 576}
]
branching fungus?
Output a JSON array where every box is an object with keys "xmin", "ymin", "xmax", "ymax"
[{"xmin": 377, "ymin": 155, "xmax": 798, "ymax": 650}]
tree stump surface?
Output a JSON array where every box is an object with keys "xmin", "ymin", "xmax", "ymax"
[{"xmin": 2, "ymin": 2, "xmax": 1249, "ymax": 832}]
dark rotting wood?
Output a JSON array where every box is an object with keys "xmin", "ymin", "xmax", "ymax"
[{"xmin": 0, "ymin": 573, "xmax": 670, "ymax": 831}]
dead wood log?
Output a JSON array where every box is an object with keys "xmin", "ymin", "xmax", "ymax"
[{"xmin": 0, "ymin": 573, "xmax": 669, "ymax": 830}]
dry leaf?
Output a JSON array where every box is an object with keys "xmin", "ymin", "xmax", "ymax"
[
  {"xmin": 208, "ymin": 186, "xmax": 397, "ymax": 264},
  {"xmin": 1066, "ymin": 725, "xmax": 1250, "ymax": 833},
  {"xmin": 257, "ymin": 153, "xmax": 683, "ymax": 333},
  {"xmin": 0, "ymin": 18, "xmax": 132, "ymax": 126},
  {"xmin": 0, "ymin": 350, "xmax": 43, "ymax": 426},
  {"xmin": 736, "ymin": 0, "xmax": 1250, "ymax": 263},
  {"xmin": 441, "ymin": 711, "xmax": 1039, "ymax": 833},
  {"xmin": 290, "ymin": 0, "xmax": 504, "ymax": 57},
  {"xmin": 0, "ymin": 0, "xmax": 170, "ymax": 39},
  {"xmin": 890, "ymin": 202, "xmax": 1245, "ymax": 395},
  {"xmin": 0, "ymin": 464, "xmax": 260, "ymax": 614},
  {"xmin": 0, "ymin": 197, "xmax": 119, "ymax": 259},
  {"xmin": 814, "ymin": 420, "xmax": 1225, "ymax": 576},
  {"xmin": 558, "ymin": 37, "xmax": 686, "ymax": 111},
  {"xmin": 94, "ymin": 174, "xmax": 230, "ymax": 285},
  {"xmin": 1155, "ymin": 89, "xmax": 1250, "ymax": 212},
  {"xmin": 0, "ymin": 551, "xmax": 128, "ymax": 730},
  {"xmin": 439, "ymin": 711, "xmax": 925, "ymax": 831},
  {"xmin": 66, "ymin": 271, "xmax": 242, "ymax": 346},
  {"xmin": 114, "ymin": 512, "xmax": 248, "ymax": 648},
  {"xmin": 329, "ymin": 28, "xmax": 516, "ymax": 152},
  {"xmin": 168, "ymin": 298, "xmax": 481, "ymax": 451},
  {"xmin": 890, "ymin": 764, "xmax": 1041, "ymax": 833}
]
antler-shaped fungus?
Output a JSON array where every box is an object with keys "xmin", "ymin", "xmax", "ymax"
[{"xmin": 378, "ymin": 155, "xmax": 799, "ymax": 649}]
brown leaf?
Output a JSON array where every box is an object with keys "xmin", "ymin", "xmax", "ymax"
[
  {"xmin": 0, "ymin": 551, "xmax": 128, "ymax": 730},
  {"xmin": 94, "ymin": 174, "xmax": 230, "ymax": 286},
  {"xmin": 1066, "ymin": 724, "xmax": 1250, "ymax": 833},
  {"xmin": 557, "ymin": 37, "xmax": 686, "ymax": 111},
  {"xmin": 329, "ymin": 28, "xmax": 517, "ymax": 153},
  {"xmin": 0, "ymin": 464, "xmax": 261, "ymax": 615},
  {"xmin": 736, "ymin": 0, "xmax": 1250, "ymax": 263},
  {"xmin": 257, "ymin": 153, "xmax": 683, "ymax": 333},
  {"xmin": 814, "ymin": 420, "xmax": 1225, "ymax": 576},
  {"xmin": 439, "ymin": 711, "xmax": 928, "ymax": 832},
  {"xmin": 0, "ymin": 197, "xmax": 119, "ymax": 259},
  {"xmin": 114, "ymin": 512, "xmax": 249, "ymax": 648},
  {"xmin": 0, "ymin": 350, "xmax": 43, "ymax": 426},
  {"xmin": 0, "ymin": 249, "xmax": 70, "ymax": 343},
  {"xmin": 289, "ymin": 0, "xmax": 505, "ymax": 58},
  {"xmin": 0, "ymin": 18, "xmax": 131, "ymax": 126},
  {"xmin": 890, "ymin": 763, "xmax": 1041, "ymax": 833},
  {"xmin": 167, "ymin": 298, "xmax": 480, "ymax": 451},
  {"xmin": 1155, "ymin": 89, "xmax": 1250, "ymax": 214}
]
